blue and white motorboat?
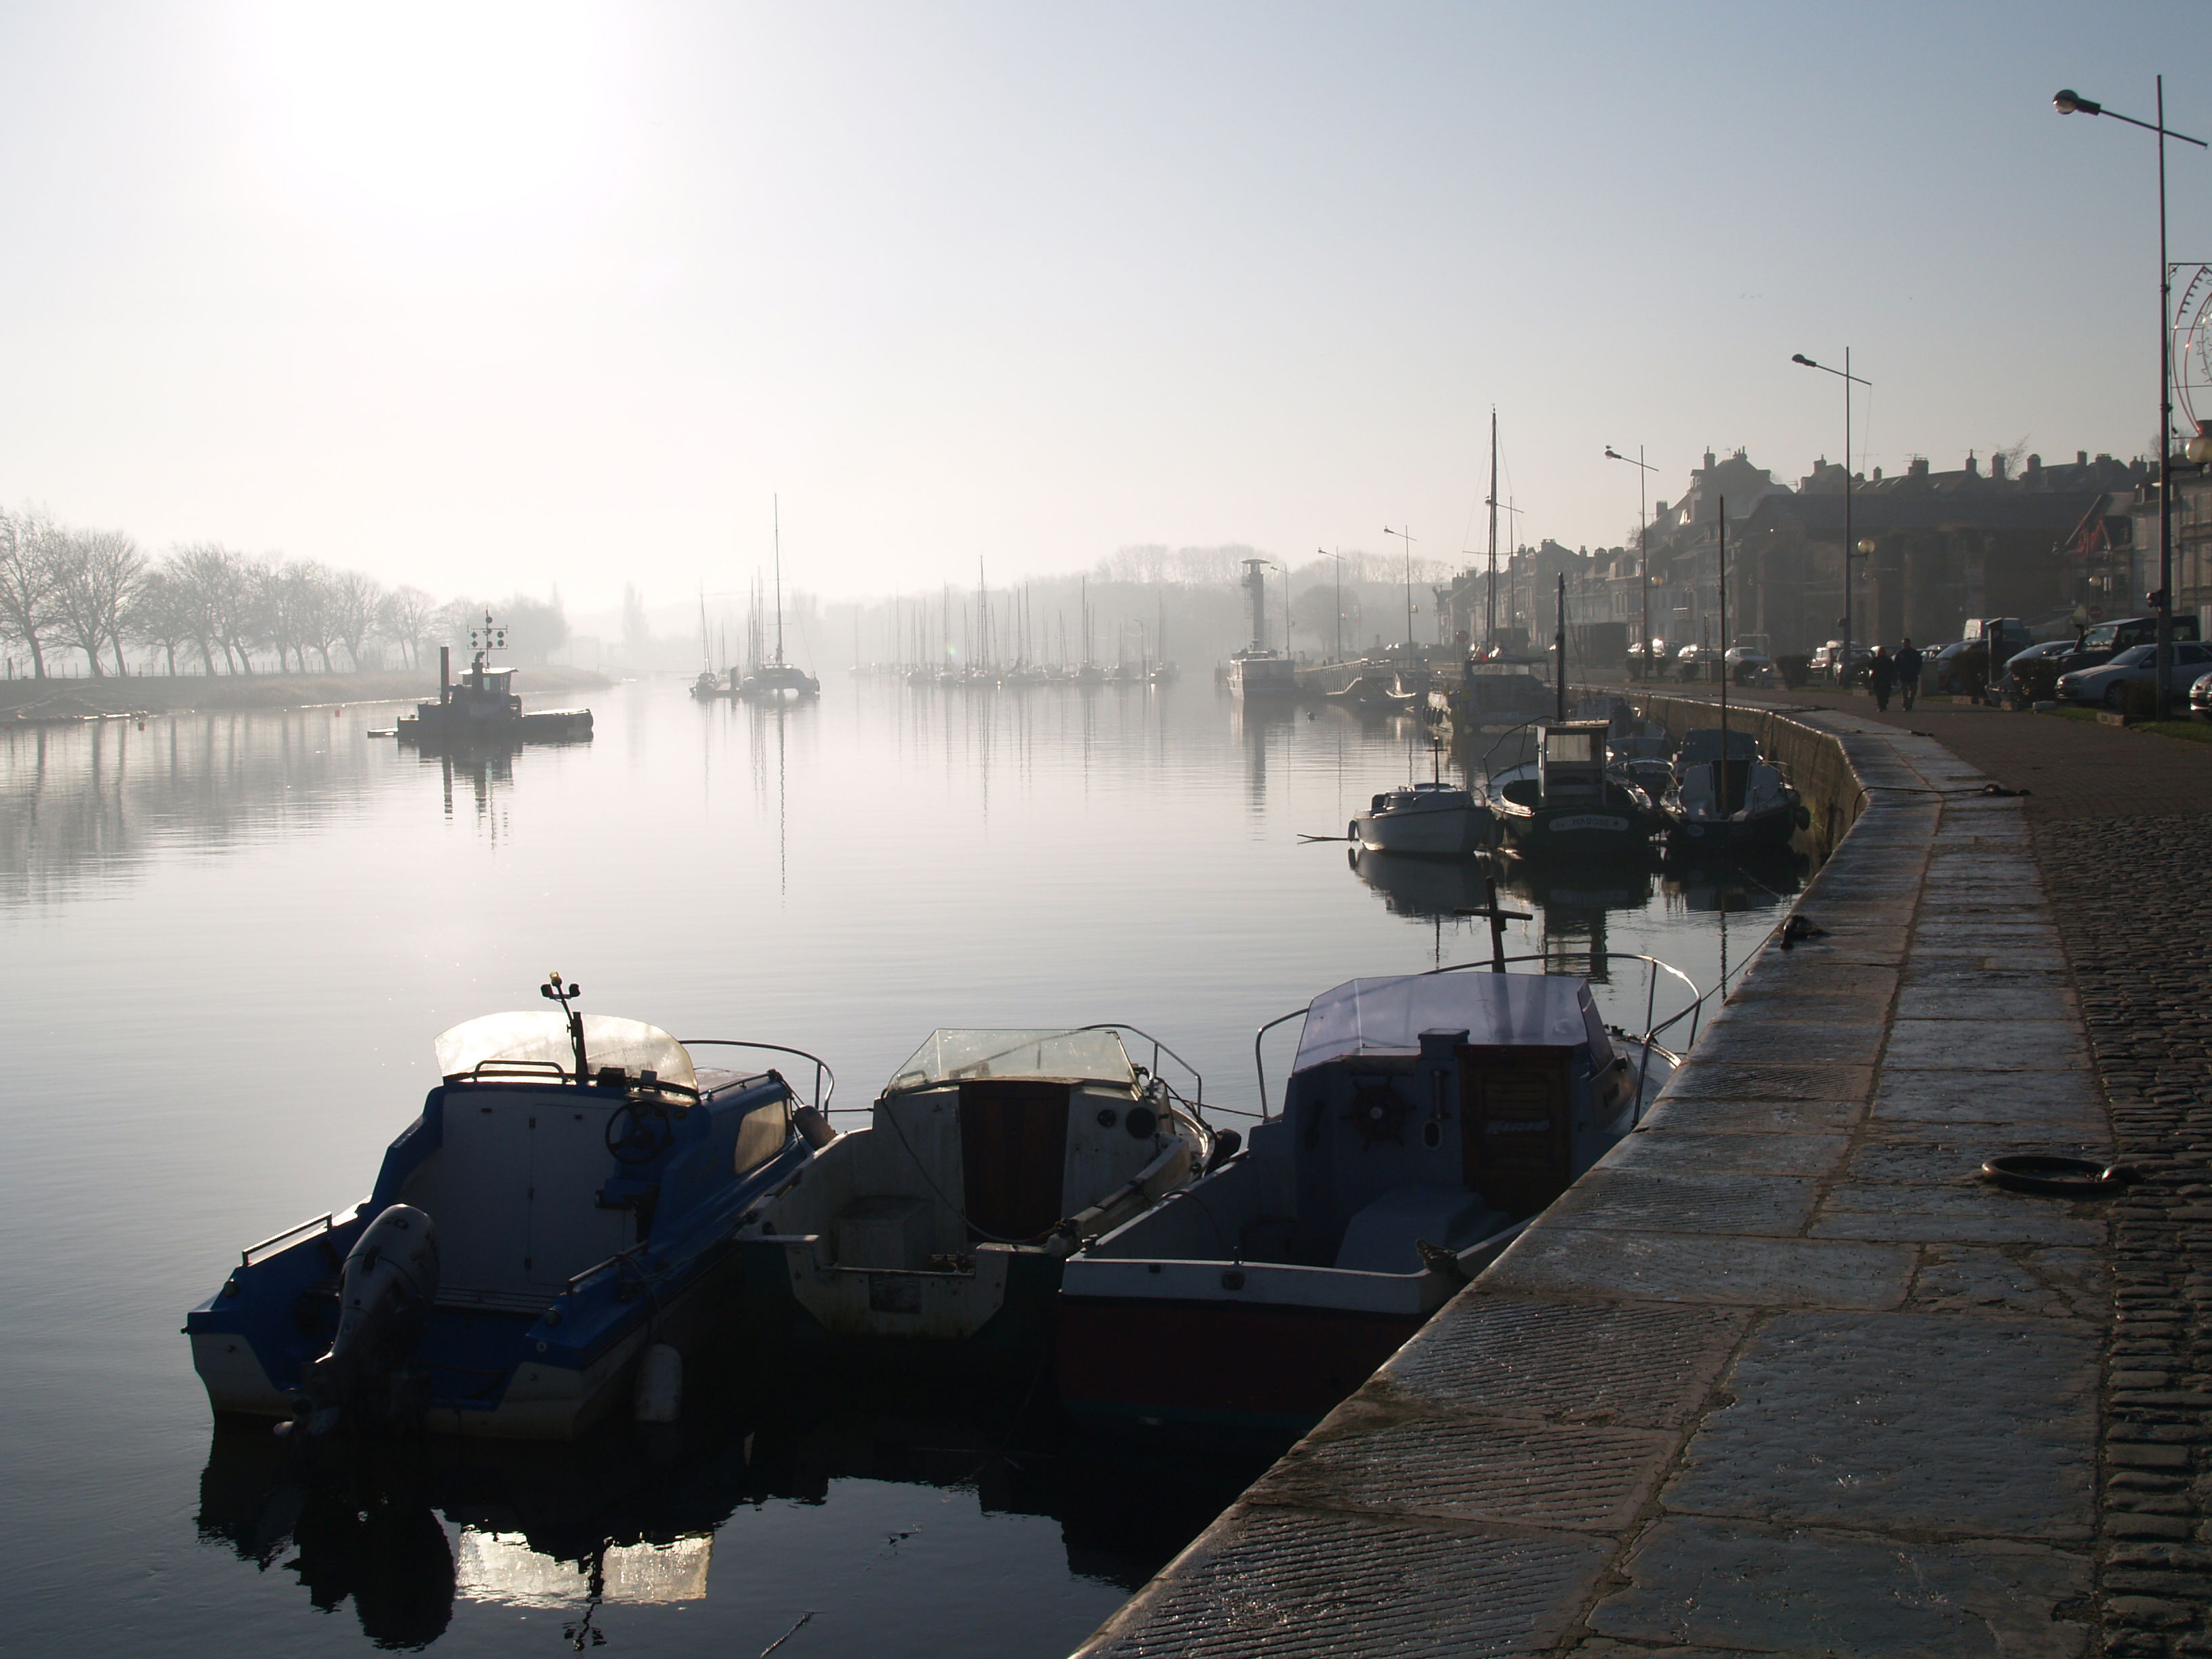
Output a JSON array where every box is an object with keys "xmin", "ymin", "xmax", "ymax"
[
  {"xmin": 1057, "ymin": 960, "xmax": 1685, "ymax": 1438},
  {"xmin": 186, "ymin": 977, "xmax": 832, "ymax": 1441}
]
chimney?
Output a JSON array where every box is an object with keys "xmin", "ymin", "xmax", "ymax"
[
  {"xmin": 1910, "ymin": 457, "xmax": 1931, "ymax": 478},
  {"xmin": 1991, "ymin": 451, "xmax": 2008, "ymax": 481},
  {"xmin": 2078, "ymin": 451, "xmax": 2089, "ymax": 466},
  {"xmin": 1872, "ymin": 466, "xmax": 1883, "ymax": 481},
  {"xmin": 2027, "ymin": 453, "xmax": 2043, "ymax": 476},
  {"xmin": 1965, "ymin": 451, "xmax": 1980, "ymax": 476},
  {"xmin": 1703, "ymin": 449, "xmax": 1717, "ymax": 470}
]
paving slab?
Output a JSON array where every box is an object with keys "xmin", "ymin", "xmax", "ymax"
[
  {"xmin": 1380, "ymin": 1295, "xmax": 1748, "ymax": 1429},
  {"xmin": 1873, "ymin": 1067, "xmax": 2108, "ymax": 1132},
  {"xmin": 1542, "ymin": 1168, "xmax": 1822, "ymax": 1235},
  {"xmin": 1586, "ymin": 1519, "xmax": 2093, "ymax": 1658},
  {"xmin": 1637, "ymin": 1098, "xmax": 1865, "ymax": 1134},
  {"xmin": 1606, "ymin": 1129, "xmax": 1849, "ymax": 1178},
  {"xmin": 1078, "ymin": 1507, "xmax": 1616, "ymax": 1658},
  {"xmin": 1882, "ymin": 1018, "xmax": 2088, "ymax": 1071},
  {"xmin": 1686, "ymin": 1019, "xmax": 1887, "ymax": 1067},
  {"xmin": 1662, "ymin": 1312, "xmax": 2099, "ymax": 1538},
  {"xmin": 1484, "ymin": 1228, "xmax": 1916, "ymax": 1308}
]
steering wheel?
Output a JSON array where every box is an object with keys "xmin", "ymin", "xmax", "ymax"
[{"xmin": 605, "ymin": 1099, "xmax": 676, "ymax": 1164}]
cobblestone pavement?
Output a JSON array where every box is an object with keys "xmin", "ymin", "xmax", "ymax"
[{"xmin": 2037, "ymin": 813, "xmax": 2212, "ymax": 1656}]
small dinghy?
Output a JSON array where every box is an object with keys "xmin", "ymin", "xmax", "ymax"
[
  {"xmin": 1057, "ymin": 961, "xmax": 1684, "ymax": 1439},
  {"xmin": 736, "ymin": 1026, "xmax": 1213, "ymax": 1357},
  {"xmin": 1661, "ymin": 728, "xmax": 1807, "ymax": 851},
  {"xmin": 186, "ymin": 977, "xmax": 830, "ymax": 1440}
]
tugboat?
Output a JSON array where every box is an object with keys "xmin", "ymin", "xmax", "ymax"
[
  {"xmin": 736, "ymin": 1026, "xmax": 1213, "ymax": 1361},
  {"xmin": 1057, "ymin": 957, "xmax": 1686, "ymax": 1439},
  {"xmin": 395, "ymin": 613, "xmax": 593, "ymax": 746},
  {"xmin": 185, "ymin": 976, "xmax": 831, "ymax": 1440}
]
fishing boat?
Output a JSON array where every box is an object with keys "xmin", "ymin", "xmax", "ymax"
[
  {"xmin": 395, "ymin": 614, "xmax": 593, "ymax": 747},
  {"xmin": 735, "ymin": 1026, "xmax": 1214, "ymax": 1357},
  {"xmin": 185, "ymin": 977, "xmax": 830, "ymax": 1440},
  {"xmin": 1485, "ymin": 720, "xmax": 1662, "ymax": 859},
  {"xmin": 1660, "ymin": 727, "xmax": 1807, "ymax": 851},
  {"xmin": 1057, "ymin": 960, "xmax": 1684, "ymax": 1439}
]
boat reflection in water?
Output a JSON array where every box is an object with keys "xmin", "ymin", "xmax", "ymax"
[{"xmin": 194, "ymin": 1373, "xmax": 1267, "ymax": 1651}]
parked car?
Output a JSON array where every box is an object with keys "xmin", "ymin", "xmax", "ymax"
[
  {"xmin": 1625, "ymin": 640, "xmax": 1668, "ymax": 678},
  {"xmin": 2190, "ymin": 670, "xmax": 2212, "ymax": 722},
  {"xmin": 2055, "ymin": 640, "xmax": 2212, "ymax": 708},
  {"xmin": 1675, "ymin": 643, "xmax": 1720, "ymax": 680},
  {"xmin": 2053, "ymin": 615, "xmax": 2203, "ymax": 677},
  {"xmin": 1723, "ymin": 644, "xmax": 1774, "ymax": 687},
  {"xmin": 1809, "ymin": 640, "xmax": 1872, "ymax": 682},
  {"xmin": 1996, "ymin": 639, "xmax": 2075, "ymax": 699}
]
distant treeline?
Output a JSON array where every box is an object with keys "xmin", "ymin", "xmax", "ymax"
[{"xmin": 0, "ymin": 506, "xmax": 567, "ymax": 679}]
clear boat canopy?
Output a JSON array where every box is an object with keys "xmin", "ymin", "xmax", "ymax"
[
  {"xmin": 1293, "ymin": 975, "xmax": 1610, "ymax": 1075},
  {"xmin": 434, "ymin": 1011, "xmax": 699, "ymax": 1092},
  {"xmin": 885, "ymin": 1028, "xmax": 1136, "ymax": 1094}
]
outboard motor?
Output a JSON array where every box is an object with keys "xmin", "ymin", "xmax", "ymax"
[{"xmin": 291, "ymin": 1204, "xmax": 440, "ymax": 1439}]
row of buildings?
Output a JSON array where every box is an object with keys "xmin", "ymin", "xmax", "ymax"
[{"xmin": 1436, "ymin": 442, "xmax": 2212, "ymax": 657}]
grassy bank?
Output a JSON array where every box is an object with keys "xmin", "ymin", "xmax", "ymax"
[{"xmin": 1, "ymin": 665, "xmax": 611, "ymax": 722}]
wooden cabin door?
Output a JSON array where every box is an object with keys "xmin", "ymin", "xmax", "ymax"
[
  {"xmin": 1458, "ymin": 1045, "xmax": 1574, "ymax": 1215},
  {"xmin": 958, "ymin": 1080, "xmax": 1071, "ymax": 1242}
]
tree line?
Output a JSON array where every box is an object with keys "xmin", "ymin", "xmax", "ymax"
[{"xmin": 0, "ymin": 507, "xmax": 567, "ymax": 678}]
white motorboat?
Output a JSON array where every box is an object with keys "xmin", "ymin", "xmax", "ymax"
[
  {"xmin": 736, "ymin": 1026, "xmax": 1213, "ymax": 1357},
  {"xmin": 1661, "ymin": 727, "xmax": 1807, "ymax": 851},
  {"xmin": 1350, "ymin": 781, "xmax": 1492, "ymax": 855}
]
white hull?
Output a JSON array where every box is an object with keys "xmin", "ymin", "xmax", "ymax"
[{"xmin": 1353, "ymin": 805, "xmax": 1488, "ymax": 855}]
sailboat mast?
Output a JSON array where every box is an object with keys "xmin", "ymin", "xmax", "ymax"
[
  {"xmin": 1486, "ymin": 409, "xmax": 1499, "ymax": 647},
  {"xmin": 1718, "ymin": 495, "xmax": 1731, "ymax": 811},
  {"xmin": 773, "ymin": 496, "xmax": 785, "ymax": 666}
]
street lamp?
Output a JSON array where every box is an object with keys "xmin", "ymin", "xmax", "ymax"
[
  {"xmin": 1383, "ymin": 525, "xmax": 1417, "ymax": 663},
  {"xmin": 1605, "ymin": 445, "xmax": 1658, "ymax": 678},
  {"xmin": 1317, "ymin": 550, "xmax": 1346, "ymax": 663},
  {"xmin": 2055, "ymin": 83, "xmax": 2207, "ymax": 714},
  {"xmin": 1790, "ymin": 350, "xmax": 1873, "ymax": 687}
]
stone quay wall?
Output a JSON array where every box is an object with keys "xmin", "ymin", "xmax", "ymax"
[{"xmin": 1077, "ymin": 708, "xmax": 2112, "ymax": 1658}]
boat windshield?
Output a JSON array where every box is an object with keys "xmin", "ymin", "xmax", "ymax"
[
  {"xmin": 434, "ymin": 1012, "xmax": 699, "ymax": 1090},
  {"xmin": 886, "ymin": 1028, "xmax": 1134, "ymax": 1093},
  {"xmin": 1293, "ymin": 975, "xmax": 1606, "ymax": 1073}
]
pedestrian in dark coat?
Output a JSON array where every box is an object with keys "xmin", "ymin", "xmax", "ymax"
[
  {"xmin": 1867, "ymin": 646, "xmax": 1896, "ymax": 712},
  {"xmin": 1893, "ymin": 638, "xmax": 1923, "ymax": 711}
]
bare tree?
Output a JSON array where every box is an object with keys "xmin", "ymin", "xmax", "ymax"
[
  {"xmin": 328, "ymin": 568, "xmax": 384, "ymax": 670},
  {"xmin": 49, "ymin": 527, "xmax": 146, "ymax": 676},
  {"xmin": 129, "ymin": 566, "xmax": 197, "ymax": 676},
  {"xmin": 377, "ymin": 584, "xmax": 437, "ymax": 668},
  {"xmin": 0, "ymin": 508, "xmax": 62, "ymax": 678}
]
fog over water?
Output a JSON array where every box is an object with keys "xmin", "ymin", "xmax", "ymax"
[{"xmin": 0, "ymin": 677, "xmax": 1793, "ymax": 1655}]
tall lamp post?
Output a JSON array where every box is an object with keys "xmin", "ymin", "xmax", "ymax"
[
  {"xmin": 2056, "ymin": 83, "xmax": 2207, "ymax": 714},
  {"xmin": 1605, "ymin": 445, "xmax": 1658, "ymax": 679},
  {"xmin": 1317, "ymin": 550, "xmax": 1346, "ymax": 663},
  {"xmin": 1790, "ymin": 350, "xmax": 1873, "ymax": 687},
  {"xmin": 1384, "ymin": 525, "xmax": 1417, "ymax": 664}
]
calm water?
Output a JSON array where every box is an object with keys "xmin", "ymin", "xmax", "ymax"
[{"xmin": 0, "ymin": 676, "xmax": 1797, "ymax": 1656}]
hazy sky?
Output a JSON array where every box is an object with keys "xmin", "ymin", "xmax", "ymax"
[{"xmin": 0, "ymin": 2, "xmax": 2203, "ymax": 609}]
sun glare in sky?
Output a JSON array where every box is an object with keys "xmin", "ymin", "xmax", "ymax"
[{"xmin": 234, "ymin": 3, "xmax": 621, "ymax": 229}]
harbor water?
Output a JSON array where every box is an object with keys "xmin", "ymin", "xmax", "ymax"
[{"xmin": 0, "ymin": 676, "xmax": 1801, "ymax": 1656}]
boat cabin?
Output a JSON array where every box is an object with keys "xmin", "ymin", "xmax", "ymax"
[{"xmin": 1535, "ymin": 721, "xmax": 1610, "ymax": 808}]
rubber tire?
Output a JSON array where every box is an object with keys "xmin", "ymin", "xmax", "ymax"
[{"xmin": 2104, "ymin": 684, "xmax": 2124, "ymax": 710}]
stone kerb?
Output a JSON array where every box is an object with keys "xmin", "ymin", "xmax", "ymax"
[{"xmin": 1076, "ymin": 708, "xmax": 2109, "ymax": 1659}]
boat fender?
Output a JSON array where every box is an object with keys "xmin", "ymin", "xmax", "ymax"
[
  {"xmin": 792, "ymin": 1105, "xmax": 837, "ymax": 1149},
  {"xmin": 634, "ymin": 1343, "xmax": 682, "ymax": 1424},
  {"xmin": 1202, "ymin": 1130, "xmax": 1242, "ymax": 1174}
]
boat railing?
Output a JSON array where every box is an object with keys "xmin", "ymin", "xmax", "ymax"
[
  {"xmin": 1069, "ymin": 1023, "xmax": 1206, "ymax": 1122},
  {"xmin": 680, "ymin": 1041, "xmax": 836, "ymax": 1116},
  {"xmin": 1250, "ymin": 951, "xmax": 1704, "ymax": 1120},
  {"xmin": 241, "ymin": 1211, "xmax": 340, "ymax": 1268}
]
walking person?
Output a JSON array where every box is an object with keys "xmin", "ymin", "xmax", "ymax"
[
  {"xmin": 1893, "ymin": 637, "xmax": 1922, "ymax": 712},
  {"xmin": 1867, "ymin": 645, "xmax": 1896, "ymax": 713}
]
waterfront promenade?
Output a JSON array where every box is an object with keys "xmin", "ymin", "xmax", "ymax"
[{"xmin": 1080, "ymin": 699, "xmax": 2212, "ymax": 1657}]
